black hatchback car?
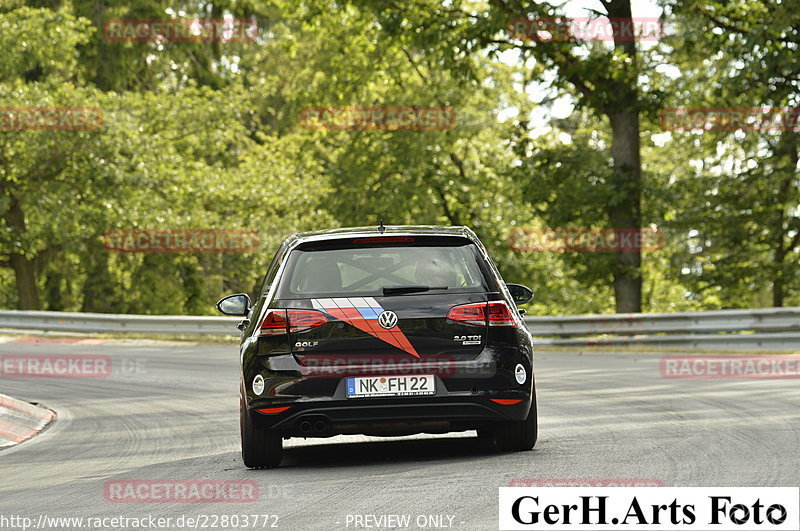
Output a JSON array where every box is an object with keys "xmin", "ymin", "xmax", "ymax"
[{"xmin": 217, "ymin": 225, "xmax": 537, "ymax": 468}]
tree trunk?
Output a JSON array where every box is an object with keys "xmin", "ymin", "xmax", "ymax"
[
  {"xmin": 81, "ymin": 241, "xmax": 118, "ymax": 313},
  {"xmin": 43, "ymin": 263, "xmax": 65, "ymax": 311},
  {"xmin": 773, "ymin": 249, "xmax": 784, "ymax": 308},
  {"xmin": 9, "ymin": 253, "xmax": 40, "ymax": 310},
  {"xmin": 605, "ymin": 0, "xmax": 643, "ymax": 313},
  {"xmin": 607, "ymin": 111, "xmax": 643, "ymax": 313},
  {"xmin": 772, "ymin": 133, "xmax": 798, "ymax": 307},
  {"xmin": 5, "ymin": 195, "xmax": 41, "ymax": 310}
]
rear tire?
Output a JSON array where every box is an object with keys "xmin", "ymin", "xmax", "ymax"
[
  {"xmin": 493, "ymin": 398, "xmax": 538, "ymax": 452},
  {"xmin": 240, "ymin": 399, "xmax": 283, "ymax": 468}
]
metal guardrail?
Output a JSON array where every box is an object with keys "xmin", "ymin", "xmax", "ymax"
[
  {"xmin": 0, "ymin": 310, "xmax": 240, "ymax": 336},
  {"xmin": 524, "ymin": 307, "xmax": 800, "ymax": 336},
  {"xmin": 525, "ymin": 307, "xmax": 800, "ymax": 350},
  {"xmin": 0, "ymin": 308, "xmax": 797, "ymax": 351}
]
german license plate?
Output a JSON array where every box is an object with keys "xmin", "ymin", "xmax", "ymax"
[{"xmin": 345, "ymin": 375, "xmax": 435, "ymax": 398}]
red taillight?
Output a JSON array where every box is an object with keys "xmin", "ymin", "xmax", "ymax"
[
  {"xmin": 259, "ymin": 309, "xmax": 289, "ymax": 336},
  {"xmin": 446, "ymin": 301, "xmax": 519, "ymax": 328},
  {"xmin": 259, "ymin": 309, "xmax": 328, "ymax": 336},
  {"xmin": 446, "ymin": 302, "xmax": 487, "ymax": 326},
  {"xmin": 257, "ymin": 406, "xmax": 291, "ymax": 414},
  {"xmin": 287, "ymin": 310, "xmax": 328, "ymax": 332},
  {"xmin": 487, "ymin": 301, "xmax": 517, "ymax": 327},
  {"xmin": 490, "ymin": 398, "xmax": 523, "ymax": 405}
]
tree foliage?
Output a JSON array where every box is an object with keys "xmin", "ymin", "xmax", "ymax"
[{"xmin": 0, "ymin": 0, "xmax": 796, "ymax": 314}]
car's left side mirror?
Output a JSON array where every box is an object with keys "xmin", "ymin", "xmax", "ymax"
[
  {"xmin": 506, "ymin": 283, "xmax": 533, "ymax": 306},
  {"xmin": 216, "ymin": 293, "xmax": 251, "ymax": 316}
]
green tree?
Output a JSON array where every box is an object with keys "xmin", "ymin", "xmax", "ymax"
[{"xmin": 661, "ymin": 0, "xmax": 800, "ymax": 307}]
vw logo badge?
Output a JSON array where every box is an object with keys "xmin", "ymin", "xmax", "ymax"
[{"xmin": 378, "ymin": 310, "xmax": 399, "ymax": 330}]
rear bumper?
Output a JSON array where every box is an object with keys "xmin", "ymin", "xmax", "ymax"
[
  {"xmin": 247, "ymin": 393, "xmax": 533, "ymax": 436},
  {"xmin": 241, "ymin": 343, "xmax": 535, "ymax": 437}
]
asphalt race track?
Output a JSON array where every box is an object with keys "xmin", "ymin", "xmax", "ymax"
[{"xmin": 1, "ymin": 339, "xmax": 798, "ymax": 530}]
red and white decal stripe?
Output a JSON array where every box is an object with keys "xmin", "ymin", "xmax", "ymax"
[{"xmin": 311, "ymin": 297, "xmax": 420, "ymax": 358}]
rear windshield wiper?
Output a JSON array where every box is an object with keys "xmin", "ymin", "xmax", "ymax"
[{"xmin": 382, "ymin": 285, "xmax": 448, "ymax": 295}]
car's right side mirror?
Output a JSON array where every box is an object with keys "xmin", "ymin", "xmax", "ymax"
[
  {"xmin": 216, "ymin": 293, "xmax": 251, "ymax": 316},
  {"xmin": 506, "ymin": 283, "xmax": 533, "ymax": 305}
]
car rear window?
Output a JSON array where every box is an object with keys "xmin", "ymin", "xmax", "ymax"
[{"xmin": 277, "ymin": 242, "xmax": 489, "ymax": 298}]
